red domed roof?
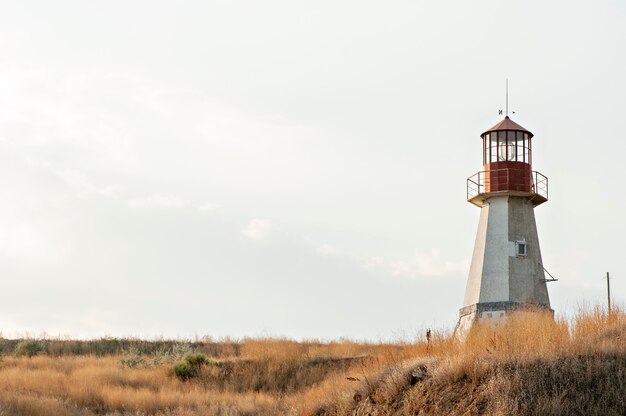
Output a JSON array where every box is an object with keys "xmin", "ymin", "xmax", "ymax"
[{"xmin": 482, "ymin": 116, "xmax": 533, "ymax": 138}]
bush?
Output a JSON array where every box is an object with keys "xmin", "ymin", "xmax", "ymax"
[
  {"xmin": 173, "ymin": 352, "xmax": 211, "ymax": 380},
  {"xmin": 173, "ymin": 362, "xmax": 195, "ymax": 379},
  {"xmin": 14, "ymin": 339, "xmax": 45, "ymax": 357},
  {"xmin": 186, "ymin": 352, "xmax": 211, "ymax": 366},
  {"xmin": 119, "ymin": 346, "xmax": 147, "ymax": 368}
]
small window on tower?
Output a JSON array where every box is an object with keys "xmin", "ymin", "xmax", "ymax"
[{"xmin": 516, "ymin": 241, "xmax": 527, "ymax": 257}]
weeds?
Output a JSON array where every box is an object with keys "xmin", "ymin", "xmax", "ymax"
[{"xmin": 118, "ymin": 342, "xmax": 201, "ymax": 369}]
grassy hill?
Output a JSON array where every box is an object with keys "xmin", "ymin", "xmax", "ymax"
[
  {"xmin": 317, "ymin": 309, "xmax": 626, "ymax": 415},
  {"xmin": 0, "ymin": 307, "xmax": 623, "ymax": 415}
]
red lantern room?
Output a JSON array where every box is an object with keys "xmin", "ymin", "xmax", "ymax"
[{"xmin": 467, "ymin": 116, "xmax": 548, "ymax": 207}]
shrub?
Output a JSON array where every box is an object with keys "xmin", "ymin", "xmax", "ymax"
[
  {"xmin": 186, "ymin": 352, "xmax": 211, "ymax": 366},
  {"xmin": 173, "ymin": 352, "xmax": 211, "ymax": 380},
  {"xmin": 150, "ymin": 346, "xmax": 171, "ymax": 366},
  {"xmin": 119, "ymin": 346, "xmax": 147, "ymax": 368},
  {"xmin": 172, "ymin": 342, "xmax": 194, "ymax": 359},
  {"xmin": 173, "ymin": 362, "xmax": 195, "ymax": 380},
  {"xmin": 14, "ymin": 339, "xmax": 45, "ymax": 357}
]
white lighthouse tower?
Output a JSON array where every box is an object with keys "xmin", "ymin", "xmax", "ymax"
[{"xmin": 457, "ymin": 115, "xmax": 552, "ymax": 334}]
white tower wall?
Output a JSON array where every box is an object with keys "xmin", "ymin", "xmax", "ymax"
[{"xmin": 457, "ymin": 195, "xmax": 551, "ymax": 334}]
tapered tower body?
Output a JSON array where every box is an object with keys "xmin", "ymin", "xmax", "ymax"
[{"xmin": 457, "ymin": 116, "xmax": 552, "ymax": 335}]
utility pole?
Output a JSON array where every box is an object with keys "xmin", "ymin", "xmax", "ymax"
[{"xmin": 606, "ymin": 272, "xmax": 611, "ymax": 315}]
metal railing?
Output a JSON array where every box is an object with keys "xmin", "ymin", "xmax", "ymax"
[{"xmin": 467, "ymin": 169, "xmax": 548, "ymax": 201}]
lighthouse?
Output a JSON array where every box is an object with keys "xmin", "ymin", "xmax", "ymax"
[{"xmin": 457, "ymin": 115, "xmax": 552, "ymax": 334}]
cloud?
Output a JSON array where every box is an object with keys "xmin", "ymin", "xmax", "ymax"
[
  {"xmin": 364, "ymin": 249, "xmax": 468, "ymax": 279},
  {"xmin": 54, "ymin": 168, "xmax": 122, "ymax": 197},
  {"xmin": 0, "ymin": 213, "xmax": 73, "ymax": 263},
  {"xmin": 0, "ymin": 221, "xmax": 42, "ymax": 258},
  {"xmin": 316, "ymin": 244, "xmax": 340, "ymax": 256},
  {"xmin": 197, "ymin": 202, "xmax": 220, "ymax": 213},
  {"xmin": 128, "ymin": 194, "xmax": 188, "ymax": 209},
  {"xmin": 128, "ymin": 195, "xmax": 221, "ymax": 212},
  {"xmin": 241, "ymin": 218, "xmax": 272, "ymax": 240}
]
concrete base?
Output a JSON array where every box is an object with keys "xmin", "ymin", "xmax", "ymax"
[{"xmin": 455, "ymin": 301, "xmax": 554, "ymax": 339}]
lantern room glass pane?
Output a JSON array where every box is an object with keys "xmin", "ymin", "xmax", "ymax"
[
  {"xmin": 524, "ymin": 133, "xmax": 530, "ymax": 164},
  {"xmin": 482, "ymin": 135, "xmax": 487, "ymax": 164},
  {"xmin": 497, "ymin": 131, "xmax": 506, "ymax": 161},
  {"xmin": 507, "ymin": 131, "xmax": 516, "ymax": 161},
  {"xmin": 490, "ymin": 132, "xmax": 498, "ymax": 163}
]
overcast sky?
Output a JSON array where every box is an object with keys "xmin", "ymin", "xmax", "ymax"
[{"xmin": 1, "ymin": 0, "xmax": 624, "ymax": 340}]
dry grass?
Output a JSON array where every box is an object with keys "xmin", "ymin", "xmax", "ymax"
[
  {"xmin": 0, "ymin": 306, "xmax": 624, "ymax": 415},
  {"xmin": 317, "ymin": 306, "xmax": 626, "ymax": 416}
]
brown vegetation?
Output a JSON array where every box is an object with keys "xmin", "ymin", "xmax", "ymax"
[
  {"xmin": 0, "ymin": 306, "xmax": 624, "ymax": 415},
  {"xmin": 317, "ymin": 307, "xmax": 626, "ymax": 416}
]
